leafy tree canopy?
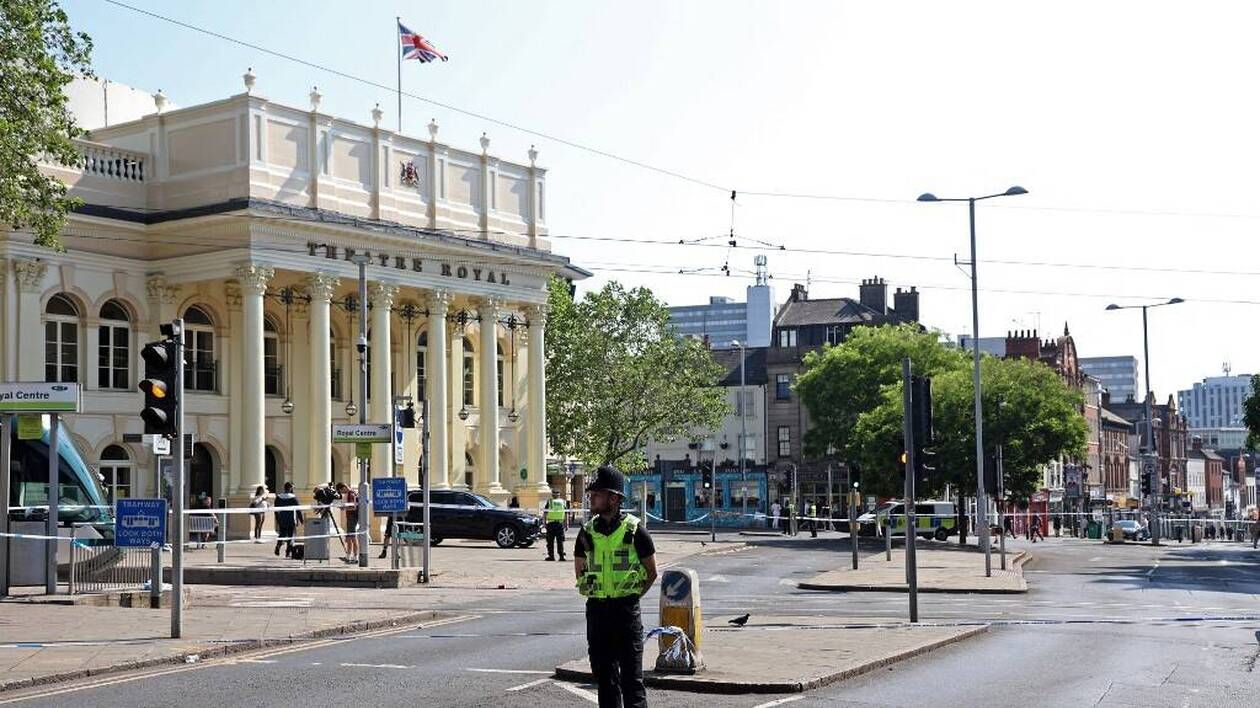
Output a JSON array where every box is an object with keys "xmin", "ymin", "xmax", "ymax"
[
  {"xmin": 544, "ymin": 277, "xmax": 728, "ymax": 471},
  {"xmin": 1, "ymin": 0, "xmax": 92, "ymax": 251}
]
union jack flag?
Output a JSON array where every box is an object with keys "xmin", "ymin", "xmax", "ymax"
[{"xmin": 399, "ymin": 22, "xmax": 448, "ymax": 63}]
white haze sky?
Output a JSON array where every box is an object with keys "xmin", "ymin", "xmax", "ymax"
[{"xmin": 67, "ymin": 0, "xmax": 1260, "ymax": 397}]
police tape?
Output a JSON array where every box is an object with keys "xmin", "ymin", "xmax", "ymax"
[
  {"xmin": 184, "ymin": 501, "xmax": 354, "ymax": 515},
  {"xmin": 9, "ymin": 504, "xmax": 112, "ymax": 511}
]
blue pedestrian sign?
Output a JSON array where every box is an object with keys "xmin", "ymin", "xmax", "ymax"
[
  {"xmin": 372, "ymin": 477, "xmax": 408, "ymax": 514},
  {"xmin": 115, "ymin": 498, "xmax": 167, "ymax": 548}
]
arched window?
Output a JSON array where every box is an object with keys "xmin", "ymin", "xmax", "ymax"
[
  {"xmin": 44, "ymin": 294, "xmax": 80, "ymax": 383},
  {"xmin": 330, "ymin": 329, "xmax": 342, "ymax": 400},
  {"xmin": 263, "ymin": 316, "xmax": 281, "ymax": 395},
  {"xmin": 496, "ymin": 342, "xmax": 505, "ymax": 408},
  {"xmin": 98, "ymin": 300, "xmax": 131, "ymax": 390},
  {"xmin": 99, "ymin": 445, "xmax": 131, "ymax": 502},
  {"xmin": 416, "ymin": 331, "xmax": 428, "ymax": 401},
  {"xmin": 183, "ymin": 306, "xmax": 217, "ymax": 392},
  {"xmin": 462, "ymin": 337, "xmax": 475, "ymax": 406}
]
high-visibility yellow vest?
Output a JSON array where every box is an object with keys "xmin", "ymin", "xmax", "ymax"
[
  {"xmin": 546, "ymin": 498, "xmax": 566, "ymax": 522},
  {"xmin": 577, "ymin": 514, "xmax": 645, "ymax": 599}
]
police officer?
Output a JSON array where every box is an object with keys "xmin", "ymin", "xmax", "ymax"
[
  {"xmin": 574, "ymin": 465, "xmax": 658, "ymax": 708},
  {"xmin": 544, "ymin": 495, "xmax": 568, "ymax": 561}
]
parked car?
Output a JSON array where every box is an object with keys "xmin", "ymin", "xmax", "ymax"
[
  {"xmin": 1111, "ymin": 519, "xmax": 1149, "ymax": 541},
  {"xmin": 403, "ymin": 489, "xmax": 542, "ymax": 548}
]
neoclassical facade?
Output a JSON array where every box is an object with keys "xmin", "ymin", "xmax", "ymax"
[{"xmin": 1, "ymin": 79, "xmax": 585, "ymax": 529}]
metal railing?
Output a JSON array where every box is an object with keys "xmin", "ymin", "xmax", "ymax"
[{"xmin": 67, "ymin": 537, "xmax": 152, "ymax": 595}]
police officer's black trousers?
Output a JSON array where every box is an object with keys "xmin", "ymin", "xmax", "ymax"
[
  {"xmin": 546, "ymin": 521, "xmax": 566, "ymax": 560},
  {"xmin": 586, "ymin": 598, "xmax": 646, "ymax": 708}
]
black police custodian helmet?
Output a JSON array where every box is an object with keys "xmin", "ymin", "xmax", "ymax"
[{"xmin": 585, "ymin": 465, "xmax": 626, "ymax": 497}]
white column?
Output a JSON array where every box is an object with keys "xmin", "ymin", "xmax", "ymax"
[
  {"xmin": 526, "ymin": 305, "xmax": 550, "ymax": 500},
  {"xmin": 477, "ymin": 298, "xmax": 505, "ymax": 498},
  {"xmin": 0, "ymin": 258, "xmax": 9, "ymax": 381},
  {"xmin": 426, "ymin": 291, "xmax": 451, "ymax": 489},
  {"xmin": 289, "ymin": 298, "xmax": 310, "ymax": 492},
  {"xmin": 224, "ymin": 282, "xmax": 243, "ymax": 496},
  {"xmin": 13, "ymin": 259, "xmax": 48, "ymax": 381},
  {"xmin": 306, "ymin": 274, "xmax": 339, "ymax": 489},
  {"xmin": 236, "ymin": 264, "xmax": 273, "ymax": 495},
  {"xmin": 449, "ymin": 320, "xmax": 467, "ymax": 489},
  {"xmin": 369, "ymin": 282, "xmax": 398, "ymax": 478}
]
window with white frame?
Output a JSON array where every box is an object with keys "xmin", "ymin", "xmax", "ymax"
[
  {"xmin": 463, "ymin": 337, "xmax": 475, "ymax": 406},
  {"xmin": 777, "ymin": 426, "xmax": 791, "ymax": 458},
  {"xmin": 825, "ymin": 325, "xmax": 845, "ymax": 345},
  {"xmin": 776, "ymin": 374, "xmax": 791, "ymax": 400},
  {"xmin": 416, "ymin": 331, "xmax": 427, "ymax": 400},
  {"xmin": 496, "ymin": 342, "xmax": 505, "ymax": 408},
  {"xmin": 778, "ymin": 328, "xmax": 797, "ymax": 348},
  {"xmin": 99, "ymin": 444, "xmax": 131, "ymax": 502},
  {"xmin": 263, "ymin": 316, "xmax": 281, "ymax": 395},
  {"xmin": 183, "ymin": 306, "xmax": 217, "ymax": 392},
  {"xmin": 98, "ymin": 300, "xmax": 130, "ymax": 390},
  {"xmin": 45, "ymin": 294, "xmax": 80, "ymax": 383}
]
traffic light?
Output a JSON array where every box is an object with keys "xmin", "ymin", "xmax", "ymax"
[
  {"xmin": 139, "ymin": 339, "xmax": 178, "ymax": 436},
  {"xmin": 701, "ymin": 467, "xmax": 713, "ymax": 490},
  {"xmin": 1140, "ymin": 470, "xmax": 1152, "ymax": 496},
  {"xmin": 399, "ymin": 401, "xmax": 417, "ymax": 428},
  {"xmin": 911, "ymin": 375, "xmax": 935, "ymax": 482}
]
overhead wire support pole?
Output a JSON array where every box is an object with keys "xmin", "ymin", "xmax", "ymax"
[{"xmin": 901, "ymin": 357, "xmax": 919, "ymax": 623}]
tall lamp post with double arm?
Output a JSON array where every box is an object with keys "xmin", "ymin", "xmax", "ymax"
[
  {"xmin": 917, "ymin": 186, "xmax": 1028, "ymax": 577},
  {"xmin": 1105, "ymin": 297, "xmax": 1184, "ymax": 545}
]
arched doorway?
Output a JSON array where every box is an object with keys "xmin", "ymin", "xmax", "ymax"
[
  {"xmin": 190, "ymin": 443, "xmax": 215, "ymax": 501},
  {"xmin": 264, "ymin": 446, "xmax": 281, "ymax": 493},
  {"xmin": 464, "ymin": 451, "xmax": 475, "ymax": 489}
]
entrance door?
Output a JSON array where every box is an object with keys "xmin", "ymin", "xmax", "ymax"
[
  {"xmin": 666, "ymin": 483, "xmax": 687, "ymax": 522},
  {"xmin": 190, "ymin": 443, "xmax": 214, "ymax": 502}
]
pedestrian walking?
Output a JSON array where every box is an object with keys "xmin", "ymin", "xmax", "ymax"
[
  {"xmin": 770, "ymin": 501, "xmax": 781, "ymax": 531},
  {"xmin": 785, "ymin": 498, "xmax": 796, "ymax": 536},
  {"xmin": 1052, "ymin": 514, "xmax": 1061, "ymax": 537},
  {"xmin": 1030, "ymin": 516, "xmax": 1044, "ymax": 543},
  {"xmin": 544, "ymin": 496, "xmax": 568, "ymax": 561},
  {"xmin": 807, "ymin": 499, "xmax": 818, "ymax": 538},
  {"xmin": 574, "ymin": 465, "xmax": 657, "ymax": 708},
  {"xmin": 273, "ymin": 482, "xmax": 303, "ymax": 557},
  {"xmin": 336, "ymin": 482, "xmax": 359, "ymax": 563},
  {"xmin": 250, "ymin": 485, "xmax": 269, "ymax": 543},
  {"xmin": 379, "ymin": 514, "xmax": 393, "ymax": 559},
  {"xmin": 1250, "ymin": 514, "xmax": 1259, "ymax": 549}
]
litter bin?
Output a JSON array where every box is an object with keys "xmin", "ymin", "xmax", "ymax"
[
  {"xmin": 1086, "ymin": 521, "xmax": 1102, "ymax": 539},
  {"xmin": 1190, "ymin": 525, "xmax": 1203, "ymax": 543},
  {"xmin": 398, "ymin": 527, "xmax": 426, "ymax": 567},
  {"xmin": 1109, "ymin": 526, "xmax": 1125, "ymax": 543},
  {"xmin": 304, "ymin": 516, "xmax": 331, "ymax": 562}
]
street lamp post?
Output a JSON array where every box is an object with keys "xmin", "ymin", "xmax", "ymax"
[
  {"xmin": 918, "ymin": 186, "xmax": 1028, "ymax": 577},
  {"xmin": 732, "ymin": 340, "xmax": 749, "ymax": 526},
  {"xmin": 1105, "ymin": 297, "xmax": 1183, "ymax": 546},
  {"xmin": 351, "ymin": 253, "xmax": 370, "ymax": 568}
]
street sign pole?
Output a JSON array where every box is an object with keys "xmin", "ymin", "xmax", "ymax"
[
  {"xmin": 998, "ymin": 445, "xmax": 1007, "ymax": 570},
  {"xmin": 421, "ymin": 399, "xmax": 431, "ymax": 583},
  {"xmin": 0, "ymin": 416, "xmax": 11, "ymax": 597},
  {"xmin": 46, "ymin": 415, "xmax": 60, "ymax": 595}
]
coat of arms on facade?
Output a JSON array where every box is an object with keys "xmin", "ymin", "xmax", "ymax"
[{"xmin": 400, "ymin": 160, "xmax": 421, "ymax": 188}]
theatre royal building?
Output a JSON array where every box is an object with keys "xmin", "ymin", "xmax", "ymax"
[{"xmin": 1, "ymin": 77, "xmax": 586, "ymax": 532}]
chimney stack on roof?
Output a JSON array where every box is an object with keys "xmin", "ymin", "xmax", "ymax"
[{"xmin": 859, "ymin": 276, "xmax": 887, "ymax": 314}]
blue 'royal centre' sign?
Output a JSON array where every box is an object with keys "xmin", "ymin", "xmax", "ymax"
[
  {"xmin": 115, "ymin": 498, "xmax": 168, "ymax": 548},
  {"xmin": 372, "ymin": 477, "xmax": 408, "ymax": 514}
]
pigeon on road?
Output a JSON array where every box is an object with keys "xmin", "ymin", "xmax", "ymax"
[{"xmin": 728, "ymin": 613, "xmax": 750, "ymax": 627}]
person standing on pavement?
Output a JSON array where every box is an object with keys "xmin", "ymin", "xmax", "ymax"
[
  {"xmin": 1030, "ymin": 515, "xmax": 1044, "ymax": 543},
  {"xmin": 336, "ymin": 482, "xmax": 359, "ymax": 563},
  {"xmin": 770, "ymin": 500, "xmax": 781, "ymax": 531},
  {"xmin": 545, "ymin": 496, "xmax": 568, "ymax": 561},
  {"xmin": 807, "ymin": 499, "xmax": 818, "ymax": 538},
  {"xmin": 785, "ymin": 498, "xmax": 796, "ymax": 535},
  {"xmin": 250, "ymin": 485, "xmax": 269, "ymax": 543},
  {"xmin": 574, "ymin": 466, "xmax": 658, "ymax": 708},
  {"xmin": 273, "ymin": 482, "xmax": 303, "ymax": 557}
]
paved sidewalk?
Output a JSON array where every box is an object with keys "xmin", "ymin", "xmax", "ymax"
[
  {"xmin": 0, "ymin": 595, "xmax": 452, "ymax": 692},
  {"xmin": 555, "ymin": 615, "xmax": 988, "ymax": 693},
  {"xmin": 799, "ymin": 544, "xmax": 1030, "ymax": 593}
]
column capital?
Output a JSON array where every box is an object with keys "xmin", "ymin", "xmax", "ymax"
[
  {"xmin": 425, "ymin": 289, "xmax": 452, "ymax": 315},
  {"xmin": 369, "ymin": 281, "xmax": 400, "ymax": 309},
  {"xmin": 145, "ymin": 274, "xmax": 181, "ymax": 304},
  {"xmin": 13, "ymin": 259, "xmax": 48, "ymax": 293},
  {"xmin": 305, "ymin": 272, "xmax": 341, "ymax": 302},
  {"xmin": 525, "ymin": 303, "xmax": 549, "ymax": 326},
  {"xmin": 224, "ymin": 281, "xmax": 243, "ymax": 310},
  {"xmin": 475, "ymin": 296, "xmax": 502, "ymax": 318},
  {"xmin": 234, "ymin": 264, "xmax": 275, "ymax": 296}
]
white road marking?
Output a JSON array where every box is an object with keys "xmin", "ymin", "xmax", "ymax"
[
  {"xmin": 506, "ymin": 678, "xmax": 551, "ymax": 692},
  {"xmin": 467, "ymin": 668, "xmax": 553, "ymax": 674},
  {"xmin": 238, "ymin": 659, "xmax": 277, "ymax": 664},
  {"xmin": 752, "ymin": 696, "xmax": 804, "ymax": 708},
  {"xmin": 554, "ymin": 681, "xmax": 600, "ymax": 703},
  {"xmin": 706, "ymin": 575, "xmax": 730, "ymax": 583},
  {"xmin": 340, "ymin": 662, "xmax": 411, "ymax": 669}
]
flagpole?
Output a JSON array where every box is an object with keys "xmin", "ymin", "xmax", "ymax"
[{"xmin": 396, "ymin": 16, "xmax": 403, "ymax": 132}]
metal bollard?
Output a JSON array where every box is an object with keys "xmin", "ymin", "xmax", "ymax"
[
  {"xmin": 216, "ymin": 499, "xmax": 226, "ymax": 563},
  {"xmin": 885, "ymin": 514, "xmax": 892, "ymax": 561}
]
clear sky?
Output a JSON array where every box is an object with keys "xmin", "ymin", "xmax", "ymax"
[{"xmin": 64, "ymin": 0, "xmax": 1260, "ymax": 400}]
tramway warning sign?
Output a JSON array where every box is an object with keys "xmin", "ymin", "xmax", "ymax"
[
  {"xmin": 115, "ymin": 498, "xmax": 168, "ymax": 548},
  {"xmin": 372, "ymin": 477, "xmax": 408, "ymax": 514}
]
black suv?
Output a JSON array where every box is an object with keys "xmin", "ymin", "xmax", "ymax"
[{"xmin": 404, "ymin": 489, "xmax": 542, "ymax": 548}]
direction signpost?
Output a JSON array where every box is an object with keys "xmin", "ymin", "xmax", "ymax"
[{"xmin": 0, "ymin": 383, "xmax": 82, "ymax": 597}]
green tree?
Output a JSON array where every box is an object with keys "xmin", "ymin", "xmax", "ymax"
[
  {"xmin": 1, "ymin": 0, "xmax": 93, "ymax": 251},
  {"xmin": 544, "ymin": 277, "xmax": 728, "ymax": 470},
  {"xmin": 1242, "ymin": 374, "xmax": 1260, "ymax": 450},
  {"xmin": 795, "ymin": 324, "xmax": 968, "ymax": 465},
  {"xmin": 849, "ymin": 355, "xmax": 1089, "ymax": 501}
]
